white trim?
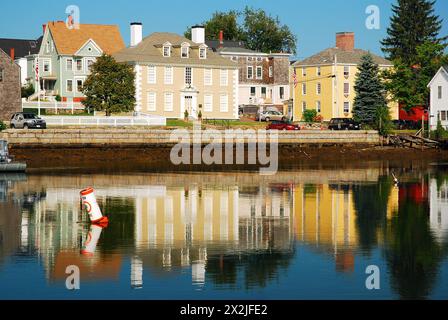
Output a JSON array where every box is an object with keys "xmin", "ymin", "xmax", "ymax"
[
  {"xmin": 147, "ymin": 91, "xmax": 157, "ymax": 111},
  {"xmin": 204, "ymin": 68, "xmax": 212, "ymax": 86},
  {"xmin": 164, "ymin": 92, "xmax": 174, "ymax": 112},
  {"xmin": 66, "ymin": 79, "xmax": 73, "ymax": 93},
  {"xmin": 428, "ymin": 67, "xmax": 448, "ymax": 88},
  {"xmin": 256, "ymin": 66, "xmax": 263, "ymax": 80},
  {"xmin": 247, "ymin": 66, "xmax": 253, "ymax": 79},
  {"xmin": 220, "ymin": 94, "xmax": 229, "ymax": 113},
  {"xmin": 220, "ymin": 69, "xmax": 228, "ymax": 86},
  {"xmin": 316, "ymin": 82, "xmax": 321, "ymax": 95},
  {"xmin": 148, "ymin": 65, "xmax": 157, "ymax": 84},
  {"xmin": 181, "ymin": 44, "xmax": 190, "ymax": 59},
  {"xmin": 74, "ymin": 38, "xmax": 103, "ymax": 56},
  {"xmin": 204, "ymin": 94, "xmax": 213, "ymax": 112},
  {"xmin": 66, "ymin": 58, "xmax": 73, "ymax": 72},
  {"xmin": 199, "ymin": 46, "xmax": 207, "ymax": 59},
  {"xmin": 185, "ymin": 67, "xmax": 193, "ymax": 86},
  {"xmin": 343, "ymin": 82, "xmax": 350, "ymax": 95},
  {"xmin": 343, "ymin": 101, "xmax": 350, "ymax": 113},
  {"xmin": 74, "ymin": 77, "xmax": 85, "ymax": 93},
  {"xmin": 164, "ymin": 66, "xmax": 173, "ymax": 85}
]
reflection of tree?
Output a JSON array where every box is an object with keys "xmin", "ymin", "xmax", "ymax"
[
  {"xmin": 352, "ymin": 177, "xmax": 392, "ymax": 253},
  {"xmin": 384, "ymin": 195, "xmax": 447, "ymax": 300}
]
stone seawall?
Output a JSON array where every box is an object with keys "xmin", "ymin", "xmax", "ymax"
[{"xmin": 0, "ymin": 129, "xmax": 381, "ymax": 146}]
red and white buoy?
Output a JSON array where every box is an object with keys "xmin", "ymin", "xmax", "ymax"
[
  {"xmin": 81, "ymin": 224, "xmax": 104, "ymax": 256},
  {"xmin": 80, "ymin": 187, "xmax": 109, "ymax": 227}
]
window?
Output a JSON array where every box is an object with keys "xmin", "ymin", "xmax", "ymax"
[
  {"xmin": 344, "ymin": 101, "xmax": 350, "ymax": 113},
  {"xmin": 231, "ymin": 56, "xmax": 237, "ymax": 62},
  {"xmin": 185, "ymin": 67, "xmax": 192, "ymax": 85},
  {"xmin": 269, "ymin": 66, "xmax": 273, "ymax": 78},
  {"xmin": 302, "ymin": 101, "xmax": 307, "ymax": 112},
  {"xmin": 164, "ymin": 92, "xmax": 173, "ymax": 112},
  {"xmin": 163, "ymin": 46, "xmax": 171, "ymax": 57},
  {"xmin": 147, "ymin": 92, "xmax": 156, "ymax": 111},
  {"xmin": 220, "ymin": 94, "xmax": 228, "ymax": 112},
  {"xmin": 76, "ymin": 79, "xmax": 83, "ymax": 92},
  {"xmin": 181, "ymin": 45, "xmax": 189, "ymax": 58},
  {"xmin": 43, "ymin": 60, "xmax": 50, "ymax": 72},
  {"xmin": 317, "ymin": 67, "xmax": 321, "ymax": 76},
  {"xmin": 204, "ymin": 69, "xmax": 212, "ymax": 86},
  {"xmin": 250, "ymin": 87, "xmax": 256, "ymax": 96},
  {"xmin": 257, "ymin": 57, "xmax": 263, "ymax": 62},
  {"xmin": 302, "ymin": 67, "xmax": 307, "ymax": 76},
  {"xmin": 66, "ymin": 79, "xmax": 73, "ymax": 92},
  {"xmin": 317, "ymin": 83, "xmax": 321, "ymax": 95},
  {"xmin": 164, "ymin": 66, "xmax": 173, "ymax": 85},
  {"xmin": 438, "ymin": 86, "xmax": 443, "ymax": 99},
  {"xmin": 256, "ymin": 66, "xmax": 263, "ymax": 79},
  {"xmin": 441, "ymin": 111, "xmax": 447, "ymax": 121},
  {"xmin": 316, "ymin": 101, "xmax": 321, "ymax": 113},
  {"xmin": 46, "ymin": 41, "xmax": 50, "ymax": 53},
  {"xmin": 204, "ymin": 94, "xmax": 213, "ymax": 112},
  {"xmin": 344, "ymin": 83, "xmax": 350, "ymax": 95},
  {"xmin": 86, "ymin": 59, "xmax": 95, "ymax": 72},
  {"xmin": 199, "ymin": 47, "xmax": 207, "ymax": 59},
  {"xmin": 302, "ymin": 83, "xmax": 307, "ymax": 95},
  {"xmin": 76, "ymin": 59, "xmax": 83, "ymax": 72},
  {"xmin": 247, "ymin": 66, "xmax": 253, "ymax": 79},
  {"xmin": 66, "ymin": 59, "xmax": 73, "ymax": 71},
  {"xmin": 280, "ymin": 87, "xmax": 285, "ymax": 100},
  {"xmin": 261, "ymin": 87, "xmax": 267, "ymax": 98},
  {"xmin": 344, "ymin": 66, "xmax": 350, "ymax": 77},
  {"xmin": 220, "ymin": 69, "xmax": 228, "ymax": 86},
  {"xmin": 247, "ymin": 57, "xmax": 254, "ymax": 62},
  {"xmin": 148, "ymin": 66, "xmax": 156, "ymax": 84}
]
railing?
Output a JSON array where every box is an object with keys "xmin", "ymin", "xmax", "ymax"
[
  {"xmin": 22, "ymin": 101, "xmax": 85, "ymax": 115},
  {"xmin": 41, "ymin": 116, "xmax": 166, "ymax": 127}
]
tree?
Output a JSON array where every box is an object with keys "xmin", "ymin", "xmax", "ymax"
[
  {"xmin": 353, "ymin": 54, "xmax": 391, "ymax": 135},
  {"xmin": 302, "ymin": 109, "xmax": 317, "ymax": 123},
  {"xmin": 21, "ymin": 83, "xmax": 34, "ymax": 99},
  {"xmin": 184, "ymin": 7, "xmax": 297, "ymax": 54},
  {"xmin": 184, "ymin": 11, "xmax": 243, "ymax": 41},
  {"xmin": 82, "ymin": 54, "xmax": 136, "ymax": 116},
  {"xmin": 381, "ymin": 0, "xmax": 447, "ymax": 64},
  {"xmin": 241, "ymin": 7, "xmax": 297, "ymax": 54},
  {"xmin": 383, "ymin": 41, "xmax": 448, "ymax": 109}
]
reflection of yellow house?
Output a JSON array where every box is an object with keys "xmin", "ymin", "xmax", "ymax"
[{"xmin": 292, "ymin": 32, "xmax": 398, "ymax": 121}]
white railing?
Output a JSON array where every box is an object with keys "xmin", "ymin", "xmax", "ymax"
[
  {"xmin": 22, "ymin": 101, "xmax": 85, "ymax": 115},
  {"xmin": 41, "ymin": 116, "xmax": 166, "ymax": 127}
]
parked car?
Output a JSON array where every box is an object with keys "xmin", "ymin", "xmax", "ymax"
[
  {"xmin": 256, "ymin": 110, "xmax": 285, "ymax": 122},
  {"xmin": 10, "ymin": 112, "xmax": 47, "ymax": 129},
  {"xmin": 328, "ymin": 118, "xmax": 361, "ymax": 131},
  {"xmin": 267, "ymin": 121, "xmax": 300, "ymax": 131}
]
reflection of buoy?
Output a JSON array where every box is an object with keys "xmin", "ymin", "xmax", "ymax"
[
  {"xmin": 80, "ymin": 187, "xmax": 109, "ymax": 227},
  {"xmin": 392, "ymin": 173, "xmax": 399, "ymax": 185},
  {"xmin": 81, "ymin": 224, "xmax": 104, "ymax": 256}
]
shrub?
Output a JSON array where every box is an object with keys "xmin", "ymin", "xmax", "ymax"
[
  {"xmin": 303, "ymin": 110, "xmax": 318, "ymax": 123},
  {"xmin": 21, "ymin": 83, "xmax": 35, "ymax": 99},
  {"xmin": 55, "ymin": 95, "xmax": 62, "ymax": 102},
  {"xmin": 0, "ymin": 121, "xmax": 7, "ymax": 131}
]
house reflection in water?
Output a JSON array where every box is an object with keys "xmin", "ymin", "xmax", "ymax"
[{"xmin": 429, "ymin": 179, "xmax": 448, "ymax": 243}]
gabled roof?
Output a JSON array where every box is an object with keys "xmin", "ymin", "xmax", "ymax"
[
  {"xmin": 443, "ymin": 65, "xmax": 448, "ymax": 73},
  {"xmin": 0, "ymin": 37, "xmax": 42, "ymax": 59},
  {"xmin": 293, "ymin": 47, "xmax": 392, "ymax": 67},
  {"xmin": 206, "ymin": 40, "xmax": 246, "ymax": 52},
  {"xmin": 114, "ymin": 32, "xmax": 238, "ymax": 68},
  {"xmin": 427, "ymin": 65, "xmax": 448, "ymax": 88},
  {"xmin": 46, "ymin": 21, "xmax": 125, "ymax": 55}
]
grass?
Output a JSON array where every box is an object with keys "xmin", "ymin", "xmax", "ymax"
[{"xmin": 166, "ymin": 119, "xmax": 194, "ymax": 128}]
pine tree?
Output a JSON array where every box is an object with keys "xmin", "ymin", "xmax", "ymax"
[
  {"xmin": 381, "ymin": 0, "xmax": 446, "ymax": 64},
  {"xmin": 353, "ymin": 54, "xmax": 391, "ymax": 135}
]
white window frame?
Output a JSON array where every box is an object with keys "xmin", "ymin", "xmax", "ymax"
[
  {"xmin": 302, "ymin": 101, "xmax": 307, "ymax": 112},
  {"xmin": 164, "ymin": 66, "xmax": 173, "ymax": 85},
  {"xmin": 316, "ymin": 101, "xmax": 321, "ymax": 113},
  {"xmin": 280, "ymin": 86, "xmax": 285, "ymax": 100},
  {"xmin": 204, "ymin": 94, "xmax": 213, "ymax": 112},
  {"xmin": 185, "ymin": 67, "xmax": 193, "ymax": 86},
  {"xmin": 317, "ymin": 82, "xmax": 321, "ymax": 95},
  {"xmin": 250, "ymin": 87, "xmax": 256, "ymax": 97},
  {"xmin": 43, "ymin": 59, "xmax": 51, "ymax": 73},
  {"xmin": 344, "ymin": 66, "xmax": 350, "ymax": 77},
  {"xmin": 163, "ymin": 45, "xmax": 171, "ymax": 57},
  {"xmin": 344, "ymin": 101, "xmax": 350, "ymax": 113},
  {"xmin": 220, "ymin": 94, "xmax": 228, "ymax": 113},
  {"xmin": 256, "ymin": 57, "xmax": 263, "ymax": 62},
  {"xmin": 76, "ymin": 59, "xmax": 83, "ymax": 72},
  {"xmin": 302, "ymin": 83, "xmax": 307, "ymax": 95},
  {"xmin": 317, "ymin": 67, "xmax": 321, "ymax": 76},
  {"xmin": 164, "ymin": 92, "xmax": 173, "ymax": 112},
  {"xmin": 247, "ymin": 66, "xmax": 253, "ymax": 79},
  {"xmin": 204, "ymin": 68, "xmax": 212, "ymax": 86},
  {"xmin": 147, "ymin": 92, "xmax": 157, "ymax": 111},
  {"xmin": 256, "ymin": 66, "xmax": 263, "ymax": 80},
  {"xmin": 148, "ymin": 66, "xmax": 157, "ymax": 84},
  {"xmin": 199, "ymin": 47, "xmax": 207, "ymax": 59},
  {"xmin": 66, "ymin": 58, "xmax": 73, "ymax": 71},
  {"xmin": 75, "ymin": 78, "xmax": 84, "ymax": 93},
  {"xmin": 66, "ymin": 79, "xmax": 73, "ymax": 93},
  {"xmin": 269, "ymin": 66, "xmax": 273, "ymax": 78},
  {"xmin": 438, "ymin": 86, "xmax": 443, "ymax": 99},
  {"xmin": 220, "ymin": 69, "xmax": 228, "ymax": 86},
  {"xmin": 86, "ymin": 58, "xmax": 95, "ymax": 72}
]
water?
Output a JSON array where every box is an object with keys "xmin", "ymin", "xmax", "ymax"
[{"xmin": 0, "ymin": 163, "xmax": 447, "ymax": 300}]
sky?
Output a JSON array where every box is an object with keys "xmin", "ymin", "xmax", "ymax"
[{"xmin": 0, "ymin": 0, "xmax": 447, "ymax": 59}]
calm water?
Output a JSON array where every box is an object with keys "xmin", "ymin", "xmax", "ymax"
[{"xmin": 0, "ymin": 164, "xmax": 447, "ymax": 300}]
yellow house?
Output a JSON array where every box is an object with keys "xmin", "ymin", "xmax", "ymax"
[
  {"xmin": 114, "ymin": 24, "xmax": 239, "ymax": 120},
  {"xmin": 292, "ymin": 32, "xmax": 398, "ymax": 121}
]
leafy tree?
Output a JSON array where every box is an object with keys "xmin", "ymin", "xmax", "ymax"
[
  {"xmin": 184, "ymin": 7, "xmax": 297, "ymax": 54},
  {"xmin": 21, "ymin": 83, "xmax": 34, "ymax": 99},
  {"xmin": 184, "ymin": 11, "xmax": 243, "ymax": 41},
  {"xmin": 381, "ymin": 0, "xmax": 447, "ymax": 64},
  {"xmin": 353, "ymin": 54, "xmax": 391, "ymax": 135},
  {"xmin": 383, "ymin": 42, "xmax": 448, "ymax": 109},
  {"xmin": 82, "ymin": 54, "xmax": 136, "ymax": 116}
]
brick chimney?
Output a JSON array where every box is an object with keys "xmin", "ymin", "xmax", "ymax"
[
  {"xmin": 42, "ymin": 24, "xmax": 47, "ymax": 34},
  {"xmin": 10, "ymin": 48, "xmax": 15, "ymax": 61},
  {"xmin": 336, "ymin": 32, "xmax": 355, "ymax": 51},
  {"xmin": 219, "ymin": 30, "xmax": 224, "ymax": 48}
]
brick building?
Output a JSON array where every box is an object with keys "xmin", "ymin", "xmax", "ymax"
[{"xmin": 0, "ymin": 49, "xmax": 21, "ymax": 121}]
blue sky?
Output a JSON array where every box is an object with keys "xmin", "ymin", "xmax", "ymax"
[{"xmin": 1, "ymin": 0, "xmax": 447, "ymax": 59}]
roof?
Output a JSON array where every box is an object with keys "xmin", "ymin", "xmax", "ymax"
[
  {"xmin": 47, "ymin": 21, "xmax": 125, "ymax": 55},
  {"xmin": 443, "ymin": 65, "xmax": 448, "ymax": 73},
  {"xmin": 293, "ymin": 47, "xmax": 392, "ymax": 67},
  {"xmin": 114, "ymin": 32, "xmax": 238, "ymax": 68},
  {"xmin": 0, "ymin": 37, "xmax": 42, "ymax": 59},
  {"xmin": 205, "ymin": 40, "xmax": 246, "ymax": 51},
  {"xmin": 217, "ymin": 47, "xmax": 260, "ymax": 54}
]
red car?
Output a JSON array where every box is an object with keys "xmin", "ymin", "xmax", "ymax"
[{"xmin": 266, "ymin": 121, "xmax": 300, "ymax": 131}]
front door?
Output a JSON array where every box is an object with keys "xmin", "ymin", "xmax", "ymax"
[{"xmin": 185, "ymin": 96, "xmax": 197, "ymax": 118}]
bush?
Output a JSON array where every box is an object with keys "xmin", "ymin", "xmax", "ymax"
[
  {"xmin": 303, "ymin": 110, "xmax": 318, "ymax": 123},
  {"xmin": 55, "ymin": 95, "xmax": 62, "ymax": 102},
  {"xmin": 0, "ymin": 121, "xmax": 7, "ymax": 131},
  {"xmin": 21, "ymin": 83, "xmax": 34, "ymax": 99},
  {"xmin": 434, "ymin": 120, "xmax": 447, "ymax": 140}
]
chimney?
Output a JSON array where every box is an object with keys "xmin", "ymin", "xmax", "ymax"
[
  {"xmin": 336, "ymin": 32, "xmax": 355, "ymax": 51},
  {"xmin": 219, "ymin": 30, "xmax": 224, "ymax": 48},
  {"xmin": 42, "ymin": 24, "xmax": 47, "ymax": 35},
  {"xmin": 130, "ymin": 22, "xmax": 143, "ymax": 47},
  {"xmin": 10, "ymin": 48, "xmax": 15, "ymax": 61},
  {"xmin": 191, "ymin": 25, "xmax": 205, "ymax": 44}
]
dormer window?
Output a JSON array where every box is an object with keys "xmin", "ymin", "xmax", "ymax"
[
  {"xmin": 199, "ymin": 46, "xmax": 207, "ymax": 59},
  {"xmin": 163, "ymin": 44, "xmax": 171, "ymax": 57},
  {"xmin": 181, "ymin": 46, "xmax": 189, "ymax": 58}
]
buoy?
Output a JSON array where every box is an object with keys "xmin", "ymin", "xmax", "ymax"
[
  {"xmin": 81, "ymin": 224, "xmax": 104, "ymax": 256},
  {"xmin": 80, "ymin": 187, "xmax": 109, "ymax": 227}
]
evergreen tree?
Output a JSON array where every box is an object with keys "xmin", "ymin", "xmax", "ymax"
[
  {"xmin": 353, "ymin": 54, "xmax": 391, "ymax": 135},
  {"xmin": 381, "ymin": 0, "xmax": 446, "ymax": 64}
]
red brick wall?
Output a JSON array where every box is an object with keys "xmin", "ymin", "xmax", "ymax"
[{"xmin": 336, "ymin": 33, "xmax": 355, "ymax": 51}]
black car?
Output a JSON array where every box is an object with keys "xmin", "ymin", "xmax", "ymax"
[{"xmin": 328, "ymin": 118, "xmax": 361, "ymax": 131}]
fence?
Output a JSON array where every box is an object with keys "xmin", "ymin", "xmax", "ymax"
[
  {"xmin": 22, "ymin": 101, "xmax": 85, "ymax": 115},
  {"xmin": 41, "ymin": 116, "xmax": 166, "ymax": 127}
]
